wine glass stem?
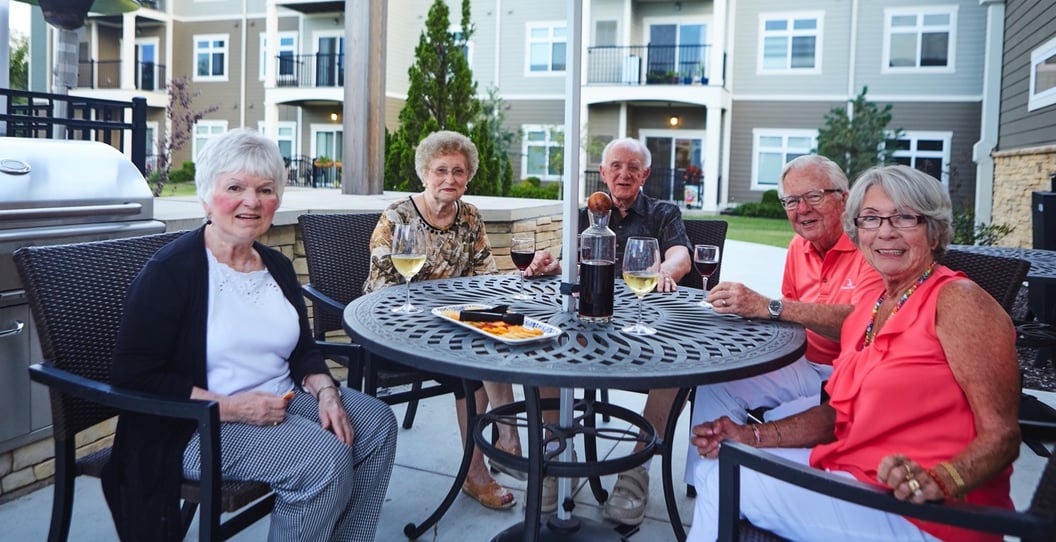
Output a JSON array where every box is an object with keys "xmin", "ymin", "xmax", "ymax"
[
  {"xmin": 520, "ymin": 271, "xmax": 526, "ymax": 296},
  {"xmin": 405, "ymin": 276, "xmax": 412, "ymax": 308},
  {"xmin": 636, "ymin": 296, "xmax": 643, "ymax": 327}
]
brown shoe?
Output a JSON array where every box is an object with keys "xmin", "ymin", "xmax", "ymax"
[{"xmin": 462, "ymin": 478, "xmax": 516, "ymax": 510}]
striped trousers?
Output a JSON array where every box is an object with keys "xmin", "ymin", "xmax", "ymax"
[{"xmin": 182, "ymin": 388, "xmax": 398, "ymax": 542}]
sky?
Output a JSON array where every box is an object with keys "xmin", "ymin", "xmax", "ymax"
[{"xmin": 8, "ymin": 1, "xmax": 31, "ymax": 39}]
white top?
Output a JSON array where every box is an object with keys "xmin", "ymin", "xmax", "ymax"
[{"xmin": 205, "ymin": 248, "xmax": 297, "ymax": 396}]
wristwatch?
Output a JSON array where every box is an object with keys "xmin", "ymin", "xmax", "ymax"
[{"xmin": 768, "ymin": 298, "xmax": 784, "ymax": 320}]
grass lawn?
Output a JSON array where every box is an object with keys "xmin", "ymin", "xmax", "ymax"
[
  {"xmin": 157, "ymin": 181, "xmax": 198, "ymax": 197},
  {"xmin": 683, "ymin": 211, "xmax": 795, "ymax": 248}
]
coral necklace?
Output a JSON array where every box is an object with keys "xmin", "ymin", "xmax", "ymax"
[{"xmin": 862, "ymin": 261, "xmax": 937, "ymax": 347}]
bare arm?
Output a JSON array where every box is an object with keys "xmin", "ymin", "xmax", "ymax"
[
  {"xmin": 707, "ymin": 281, "xmax": 852, "ymax": 339},
  {"xmin": 656, "ymin": 244, "xmax": 691, "ymax": 293},
  {"xmin": 691, "ymin": 404, "xmax": 836, "ymax": 458}
]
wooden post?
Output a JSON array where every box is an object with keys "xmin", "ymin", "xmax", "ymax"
[{"xmin": 343, "ymin": 0, "xmax": 387, "ymax": 195}]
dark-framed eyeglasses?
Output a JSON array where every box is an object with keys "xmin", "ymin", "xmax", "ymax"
[
  {"xmin": 853, "ymin": 214, "xmax": 927, "ymax": 229},
  {"xmin": 778, "ymin": 188, "xmax": 841, "ymax": 210}
]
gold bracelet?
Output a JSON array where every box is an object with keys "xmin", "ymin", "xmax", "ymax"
[
  {"xmin": 771, "ymin": 420, "xmax": 783, "ymax": 447},
  {"xmin": 937, "ymin": 462, "xmax": 966, "ymax": 498}
]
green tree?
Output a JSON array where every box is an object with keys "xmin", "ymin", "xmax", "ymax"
[
  {"xmin": 9, "ymin": 32, "xmax": 29, "ymax": 98},
  {"xmin": 816, "ymin": 87, "xmax": 904, "ymax": 183},
  {"xmin": 384, "ymin": 0, "xmax": 512, "ymax": 195}
]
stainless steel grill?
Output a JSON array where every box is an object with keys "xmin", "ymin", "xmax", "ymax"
[{"xmin": 0, "ymin": 137, "xmax": 165, "ymax": 453}]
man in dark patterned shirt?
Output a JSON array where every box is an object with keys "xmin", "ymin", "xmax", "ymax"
[{"xmin": 527, "ymin": 137, "xmax": 692, "ymax": 524}]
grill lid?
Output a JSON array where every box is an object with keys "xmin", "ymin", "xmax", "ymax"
[{"xmin": 0, "ymin": 137, "xmax": 156, "ymax": 230}]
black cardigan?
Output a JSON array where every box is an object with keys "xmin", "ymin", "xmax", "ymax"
[{"xmin": 101, "ymin": 227, "xmax": 330, "ymax": 540}]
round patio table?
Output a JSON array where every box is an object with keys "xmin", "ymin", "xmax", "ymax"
[{"xmin": 343, "ymin": 275, "xmax": 806, "ymax": 541}]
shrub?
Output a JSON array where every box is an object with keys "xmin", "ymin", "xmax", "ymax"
[
  {"xmin": 726, "ymin": 189, "xmax": 786, "ymax": 219},
  {"xmin": 952, "ymin": 210, "xmax": 1014, "ymax": 246},
  {"xmin": 509, "ymin": 178, "xmax": 560, "ymax": 199},
  {"xmin": 168, "ymin": 161, "xmax": 196, "ymax": 184}
]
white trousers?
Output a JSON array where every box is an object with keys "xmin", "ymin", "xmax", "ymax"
[
  {"xmin": 688, "ymin": 448, "xmax": 939, "ymax": 542},
  {"xmin": 685, "ymin": 356, "xmax": 831, "ymax": 484}
]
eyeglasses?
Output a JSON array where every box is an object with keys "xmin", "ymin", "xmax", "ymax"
[
  {"xmin": 778, "ymin": 189, "xmax": 841, "ymax": 210},
  {"xmin": 431, "ymin": 167, "xmax": 468, "ymax": 180},
  {"xmin": 853, "ymin": 214, "xmax": 927, "ymax": 229}
]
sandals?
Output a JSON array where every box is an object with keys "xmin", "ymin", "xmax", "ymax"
[
  {"xmin": 489, "ymin": 441, "xmax": 528, "ymax": 481},
  {"xmin": 602, "ymin": 465, "xmax": 649, "ymax": 526},
  {"xmin": 462, "ymin": 477, "xmax": 516, "ymax": 510}
]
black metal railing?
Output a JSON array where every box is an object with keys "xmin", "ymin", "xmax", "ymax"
[
  {"xmin": 0, "ymin": 88, "xmax": 148, "ymax": 175},
  {"xmin": 583, "ymin": 167, "xmax": 704, "ymax": 207},
  {"xmin": 77, "ymin": 60, "xmax": 167, "ymax": 91},
  {"xmin": 285, "ymin": 156, "xmax": 340, "ymax": 188},
  {"xmin": 274, "ymin": 54, "xmax": 344, "ymax": 88},
  {"xmin": 586, "ymin": 44, "xmax": 712, "ymax": 85}
]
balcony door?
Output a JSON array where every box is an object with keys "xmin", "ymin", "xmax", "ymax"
[
  {"xmin": 646, "ymin": 21, "xmax": 707, "ymax": 83},
  {"xmin": 135, "ymin": 38, "xmax": 159, "ymax": 91},
  {"xmin": 642, "ymin": 131, "xmax": 705, "ymax": 207},
  {"xmin": 315, "ymin": 33, "xmax": 344, "ymax": 87}
]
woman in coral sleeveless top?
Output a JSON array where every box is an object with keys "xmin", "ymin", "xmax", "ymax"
[{"xmin": 687, "ymin": 165, "xmax": 1019, "ymax": 542}]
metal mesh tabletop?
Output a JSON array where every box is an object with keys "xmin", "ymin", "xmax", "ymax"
[{"xmin": 343, "ymin": 276, "xmax": 806, "ymax": 389}]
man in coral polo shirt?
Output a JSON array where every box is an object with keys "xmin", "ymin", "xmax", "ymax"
[{"xmin": 683, "ymin": 154, "xmax": 882, "ymax": 483}]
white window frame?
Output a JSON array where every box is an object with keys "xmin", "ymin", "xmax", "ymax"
[
  {"xmin": 257, "ymin": 121, "xmax": 298, "ymax": 159},
  {"xmin": 135, "ymin": 37, "xmax": 160, "ymax": 90},
  {"xmin": 750, "ymin": 129, "xmax": 817, "ymax": 190},
  {"xmin": 193, "ymin": 33, "xmax": 229, "ymax": 82},
  {"xmin": 310, "ymin": 123, "xmax": 344, "ymax": 162},
  {"xmin": 521, "ymin": 125, "xmax": 564, "ymax": 180},
  {"xmin": 882, "ymin": 5, "xmax": 957, "ymax": 74},
  {"xmin": 259, "ymin": 32, "xmax": 298, "ymax": 82},
  {"xmin": 888, "ymin": 130, "xmax": 952, "ymax": 185},
  {"xmin": 1029, "ymin": 35, "xmax": 1056, "ymax": 112},
  {"xmin": 450, "ymin": 25, "xmax": 474, "ymax": 69},
  {"xmin": 525, "ymin": 22, "xmax": 567, "ymax": 76},
  {"xmin": 756, "ymin": 11, "xmax": 823, "ymax": 75},
  {"xmin": 192, "ymin": 120, "xmax": 228, "ymax": 160}
]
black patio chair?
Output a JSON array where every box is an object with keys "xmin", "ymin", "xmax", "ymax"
[
  {"xmin": 298, "ymin": 212, "xmax": 453, "ymax": 429},
  {"xmin": 15, "ymin": 231, "xmax": 281, "ymax": 541}
]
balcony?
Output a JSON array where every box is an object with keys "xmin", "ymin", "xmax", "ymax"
[
  {"xmin": 587, "ymin": 44, "xmax": 712, "ymax": 86},
  {"xmin": 583, "ymin": 166, "xmax": 704, "ymax": 208},
  {"xmin": 76, "ymin": 60, "xmax": 168, "ymax": 92},
  {"xmin": 273, "ymin": 53, "xmax": 345, "ymax": 89}
]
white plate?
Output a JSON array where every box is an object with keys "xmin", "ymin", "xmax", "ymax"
[{"xmin": 431, "ymin": 304, "xmax": 562, "ymax": 345}]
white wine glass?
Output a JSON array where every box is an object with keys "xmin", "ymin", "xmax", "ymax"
[
  {"xmin": 510, "ymin": 233, "xmax": 536, "ymax": 300},
  {"xmin": 622, "ymin": 236, "xmax": 661, "ymax": 335},
  {"xmin": 693, "ymin": 244, "xmax": 721, "ymax": 308},
  {"xmin": 391, "ymin": 223, "xmax": 426, "ymax": 313}
]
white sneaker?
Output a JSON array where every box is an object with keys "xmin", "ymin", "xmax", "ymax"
[{"xmin": 601, "ymin": 465, "xmax": 649, "ymax": 526}]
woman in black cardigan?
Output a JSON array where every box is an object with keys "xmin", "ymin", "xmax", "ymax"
[{"xmin": 101, "ymin": 129, "xmax": 398, "ymax": 541}]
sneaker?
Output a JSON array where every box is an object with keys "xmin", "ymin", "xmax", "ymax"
[
  {"xmin": 540, "ymin": 450, "xmax": 579, "ymax": 513},
  {"xmin": 602, "ymin": 465, "xmax": 649, "ymax": 526}
]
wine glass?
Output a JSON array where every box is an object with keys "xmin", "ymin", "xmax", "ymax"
[
  {"xmin": 693, "ymin": 244, "xmax": 721, "ymax": 307},
  {"xmin": 510, "ymin": 233, "xmax": 535, "ymax": 300},
  {"xmin": 390, "ymin": 223, "xmax": 426, "ymax": 313},
  {"xmin": 622, "ymin": 237, "xmax": 661, "ymax": 335}
]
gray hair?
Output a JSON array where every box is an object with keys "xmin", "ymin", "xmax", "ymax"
[
  {"xmin": 194, "ymin": 128, "xmax": 286, "ymax": 205},
  {"xmin": 601, "ymin": 137, "xmax": 652, "ymax": 169},
  {"xmin": 843, "ymin": 165, "xmax": 953, "ymax": 260},
  {"xmin": 778, "ymin": 154, "xmax": 849, "ymax": 197},
  {"xmin": 414, "ymin": 130, "xmax": 479, "ymax": 183}
]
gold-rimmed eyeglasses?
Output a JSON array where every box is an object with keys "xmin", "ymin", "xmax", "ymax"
[{"xmin": 778, "ymin": 188, "xmax": 841, "ymax": 210}]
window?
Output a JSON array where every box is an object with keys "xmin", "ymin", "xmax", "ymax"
[
  {"xmin": 883, "ymin": 6, "xmax": 957, "ymax": 72},
  {"xmin": 527, "ymin": 23, "xmax": 566, "ymax": 74},
  {"xmin": 451, "ymin": 26, "xmax": 474, "ymax": 68},
  {"xmin": 646, "ymin": 21, "xmax": 708, "ymax": 83},
  {"xmin": 1029, "ymin": 36, "xmax": 1056, "ymax": 111},
  {"xmin": 522, "ymin": 125, "xmax": 563, "ymax": 179},
  {"xmin": 751, "ymin": 129, "xmax": 816, "ymax": 189},
  {"xmin": 193, "ymin": 121, "xmax": 228, "ymax": 159},
  {"xmin": 259, "ymin": 32, "xmax": 298, "ymax": 81},
  {"xmin": 758, "ymin": 12, "xmax": 822, "ymax": 73},
  {"xmin": 194, "ymin": 34, "xmax": 228, "ymax": 81},
  {"xmin": 889, "ymin": 131, "xmax": 951, "ymax": 184},
  {"xmin": 258, "ymin": 121, "xmax": 297, "ymax": 159}
]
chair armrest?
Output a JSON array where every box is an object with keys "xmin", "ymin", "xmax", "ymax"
[
  {"xmin": 315, "ymin": 340, "xmax": 361, "ymax": 362},
  {"xmin": 717, "ymin": 441, "xmax": 1048, "ymax": 541},
  {"xmin": 29, "ymin": 362, "xmax": 218, "ymax": 424},
  {"xmin": 302, "ymin": 284, "xmax": 345, "ymax": 316}
]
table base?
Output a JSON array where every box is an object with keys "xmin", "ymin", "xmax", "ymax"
[{"xmin": 491, "ymin": 516, "xmax": 629, "ymax": 542}]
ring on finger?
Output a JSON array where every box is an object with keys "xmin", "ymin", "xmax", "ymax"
[
  {"xmin": 903, "ymin": 463, "xmax": 915, "ymax": 481},
  {"xmin": 722, "ymin": 299, "xmax": 729, "ymax": 307},
  {"xmin": 907, "ymin": 478, "xmax": 921, "ymax": 495}
]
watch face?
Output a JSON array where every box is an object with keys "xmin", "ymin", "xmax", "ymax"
[{"xmin": 769, "ymin": 299, "xmax": 782, "ymax": 317}]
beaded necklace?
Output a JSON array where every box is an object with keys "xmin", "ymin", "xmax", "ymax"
[{"xmin": 862, "ymin": 261, "xmax": 937, "ymax": 347}]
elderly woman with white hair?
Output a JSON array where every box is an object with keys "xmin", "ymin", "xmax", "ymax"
[{"xmin": 103, "ymin": 128, "xmax": 398, "ymax": 541}]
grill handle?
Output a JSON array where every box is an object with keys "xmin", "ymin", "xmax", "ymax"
[
  {"xmin": 0, "ymin": 320, "xmax": 24, "ymax": 339},
  {"xmin": 0, "ymin": 203, "xmax": 143, "ymax": 221}
]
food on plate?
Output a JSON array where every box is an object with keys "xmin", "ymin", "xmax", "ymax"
[{"xmin": 440, "ymin": 310, "xmax": 544, "ymax": 339}]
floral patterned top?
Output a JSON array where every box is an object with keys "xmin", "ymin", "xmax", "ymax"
[{"xmin": 364, "ymin": 196, "xmax": 498, "ymax": 293}]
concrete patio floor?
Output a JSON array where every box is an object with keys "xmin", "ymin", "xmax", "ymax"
[{"xmin": 1, "ymin": 237, "xmax": 1051, "ymax": 541}]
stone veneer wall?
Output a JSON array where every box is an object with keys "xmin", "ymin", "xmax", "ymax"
[
  {"xmin": 0, "ymin": 211, "xmax": 563, "ymax": 504},
  {"xmin": 991, "ymin": 144, "xmax": 1056, "ymax": 248}
]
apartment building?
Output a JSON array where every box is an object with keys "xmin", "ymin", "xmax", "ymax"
[{"xmin": 29, "ymin": 0, "xmax": 1002, "ymax": 216}]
